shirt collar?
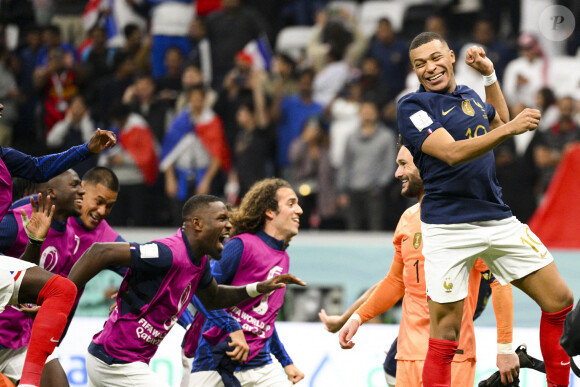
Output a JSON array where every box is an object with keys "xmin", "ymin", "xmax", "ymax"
[
  {"xmin": 257, "ymin": 230, "xmax": 287, "ymax": 251},
  {"xmin": 51, "ymin": 217, "xmax": 67, "ymax": 233},
  {"xmin": 181, "ymin": 230, "xmax": 202, "ymax": 266},
  {"xmin": 416, "ymin": 83, "xmax": 468, "ymax": 97}
]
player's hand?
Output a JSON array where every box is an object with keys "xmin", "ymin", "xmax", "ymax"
[
  {"xmin": 256, "ymin": 274, "xmax": 306, "ymax": 294},
  {"xmin": 338, "ymin": 318, "xmax": 360, "ymax": 349},
  {"xmin": 284, "ymin": 364, "xmax": 305, "ymax": 384},
  {"xmin": 22, "ymin": 193, "xmax": 54, "ymax": 242},
  {"xmin": 87, "ymin": 128, "xmax": 117, "ymax": 153},
  {"xmin": 465, "ymin": 46, "xmax": 494, "ymax": 76},
  {"xmin": 17, "ymin": 304, "xmax": 41, "ymax": 317},
  {"xmin": 318, "ymin": 309, "xmax": 346, "ymax": 333},
  {"xmin": 511, "ymin": 108, "xmax": 541, "ymax": 134},
  {"xmin": 226, "ymin": 329, "xmax": 250, "ymax": 363},
  {"xmin": 497, "ymin": 352, "xmax": 520, "ymax": 385}
]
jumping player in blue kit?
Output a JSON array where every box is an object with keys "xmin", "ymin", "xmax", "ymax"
[{"xmin": 397, "ymin": 32, "xmax": 574, "ymax": 387}]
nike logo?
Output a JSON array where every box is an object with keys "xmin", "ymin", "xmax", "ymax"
[
  {"xmin": 50, "ymin": 337, "xmax": 59, "ymax": 343},
  {"xmin": 442, "ymin": 106, "xmax": 456, "ymax": 116},
  {"xmin": 541, "ymin": 251, "xmax": 547, "ymax": 258},
  {"xmin": 561, "ymin": 361, "xmax": 570, "ymax": 366},
  {"xmin": 402, "ymin": 238, "xmax": 408, "ymax": 242}
]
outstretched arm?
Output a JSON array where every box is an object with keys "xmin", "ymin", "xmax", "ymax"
[
  {"xmin": 339, "ymin": 261, "xmax": 405, "ymax": 349},
  {"xmin": 195, "ymin": 273, "xmax": 306, "ymax": 310},
  {"xmin": 319, "ymin": 284, "xmax": 379, "ymax": 333},
  {"xmin": 68, "ymin": 242, "xmax": 131, "ymax": 289}
]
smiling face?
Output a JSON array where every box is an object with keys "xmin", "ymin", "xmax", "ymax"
[
  {"xmin": 410, "ymin": 38, "xmax": 456, "ymax": 94},
  {"xmin": 197, "ymin": 201, "xmax": 232, "ymax": 259},
  {"xmin": 265, "ymin": 187, "xmax": 303, "ymax": 243},
  {"xmin": 394, "ymin": 146, "xmax": 424, "ymax": 200},
  {"xmin": 47, "ymin": 169, "xmax": 85, "ymax": 220},
  {"xmin": 80, "ymin": 182, "xmax": 118, "ymax": 230}
]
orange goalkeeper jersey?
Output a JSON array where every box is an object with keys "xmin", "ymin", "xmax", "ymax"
[{"xmin": 356, "ymin": 203, "xmax": 510, "ymax": 362}]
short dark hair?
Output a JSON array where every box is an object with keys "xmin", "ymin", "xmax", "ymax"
[
  {"xmin": 188, "ymin": 83, "xmax": 206, "ymax": 97},
  {"xmin": 409, "ymin": 32, "xmax": 447, "ymax": 51},
  {"xmin": 182, "ymin": 195, "xmax": 222, "ymax": 221},
  {"xmin": 124, "ymin": 24, "xmax": 140, "ymax": 39},
  {"xmin": 82, "ymin": 167, "xmax": 120, "ymax": 192},
  {"xmin": 110, "ymin": 103, "xmax": 131, "ymax": 121}
]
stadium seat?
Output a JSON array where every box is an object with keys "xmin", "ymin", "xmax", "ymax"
[
  {"xmin": 327, "ymin": 1, "xmax": 360, "ymax": 19},
  {"xmin": 275, "ymin": 26, "xmax": 317, "ymax": 61},
  {"xmin": 548, "ymin": 56, "xmax": 580, "ymax": 98},
  {"xmin": 358, "ymin": 0, "xmax": 409, "ymax": 37}
]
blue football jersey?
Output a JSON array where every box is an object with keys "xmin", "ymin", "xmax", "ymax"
[{"xmin": 397, "ymin": 85, "xmax": 512, "ymax": 224}]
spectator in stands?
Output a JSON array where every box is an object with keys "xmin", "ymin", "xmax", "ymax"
[
  {"xmin": 81, "ymin": 25, "xmax": 116, "ymax": 84},
  {"xmin": 15, "ymin": 26, "xmax": 43, "ymax": 145},
  {"xmin": 288, "ymin": 116, "xmax": 335, "ymax": 229},
  {"xmin": 186, "ymin": 18, "xmax": 212, "ymax": 85},
  {"xmin": 328, "ymin": 77, "xmax": 362, "ymax": 170},
  {"xmin": 470, "ymin": 18, "xmax": 516, "ymax": 82},
  {"xmin": 205, "ymin": 0, "xmax": 269, "ymax": 89},
  {"xmin": 156, "ymin": 46, "xmax": 185, "ymax": 106},
  {"xmin": 47, "ymin": 94, "xmax": 97, "ymax": 176},
  {"xmin": 33, "ymin": 46, "xmax": 80, "ymax": 134},
  {"xmin": 312, "ymin": 46, "xmax": 349, "ymax": 108},
  {"xmin": 503, "ymin": 33, "xmax": 548, "ymax": 108},
  {"xmin": 359, "ymin": 56, "xmax": 391, "ymax": 115},
  {"xmin": 90, "ymin": 52, "xmax": 136, "ymax": 129},
  {"xmin": 51, "ymin": 0, "xmax": 86, "ymax": 47},
  {"xmin": 271, "ymin": 68, "xmax": 323, "ymax": 179},
  {"xmin": 263, "ymin": 53, "xmax": 297, "ymax": 101},
  {"xmin": 535, "ymin": 87, "xmax": 560, "ymax": 132},
  {"xmin": 424, "ymin": 15, "xmax": 458, "ymax": 53},
  {"xmin": 113, "ymin": 23, "xmax": 151, "ymax": 74},
  {"xmin": 534, "ymin": 96, "xmax": 580, "ymax": 194},
  {"xmin": 175, "ymin": 64, "xmax": 216, "ymax": 113},
  {"xmin": 0, "ymin": 33, "xmax": 19, "ymax": 146},
  {"xmin": 229, "ymin": 69, "xmax": 271, "ymax": 200},
  {"xmin": 126, "ymin": 0, "xmax": 194, "ymax": 79},
  {"xmin": 365, "ymin": 18, "xmax": 408, "ymax": 103},
  {"xmin": 122, "ymin": 73, "xmax": 171, "ymax": 144},
  {"xmin": 36, "ymin": 24, "xmax": 78, "ymax": 68},
  {"xmin": 98, "ymin": 103, "xmax": 158, "ymax": 226},
  {"xmin": 337, "ymin": 101, "xmax": 397, "ymax": 231}
]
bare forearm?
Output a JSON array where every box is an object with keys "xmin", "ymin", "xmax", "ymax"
[
  {"xmin": 485, "ymin": 81, "xmax": 509, "ymax": 125},
  {"xmin": 201, "ymin": 285, "xmax": 251, "ymax": 310},
  {"xmin": 68, "ymin": 243, "xmax": 129, "ymax": 289}
]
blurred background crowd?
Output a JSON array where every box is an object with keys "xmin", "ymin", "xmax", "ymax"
[{"xmin": 1, "ymin": 0, "xmax": 579, "ymax": 230}]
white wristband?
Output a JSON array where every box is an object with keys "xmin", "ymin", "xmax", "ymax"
[
  {"xmin": 246, "ymin": 282, "xmax": 261, "ymax": 297},
  {"xmin": 497, "ymin": 342, "xmax": 514, "ymax": 354},
  {"xmin": 348, "ymin": 313, "xmax": 362, "ymax": 326},
  {"xmin": 483, "ymin": 71, "xmax": 498, "ymax": 87}
]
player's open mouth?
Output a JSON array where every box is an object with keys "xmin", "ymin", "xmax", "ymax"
[
  {"xmin": 292, "ymin": 217, "xmax": 300, "ymax": 226},
  {"xmin": 427, "ymin": 72, "xmax": 444, "ymax": 82},
  {"xmin": 89, "ymin": 213, "xmax": 101, "ymax": 224}
]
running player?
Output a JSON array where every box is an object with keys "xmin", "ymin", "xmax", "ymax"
[
  {"xmin": 189, "ymin": 178, "xmax": 305, "ymax": 386},
  {"xmin": 67, "ymin": 194, "xmax": 306, "ymax": 387},
  {"xmin": 337, "ymin": 145, "xmax": 517, "ymax": 386},
  {"xmin": 397, "ymin": 32, "xmax": 573, "ymax": 387}
]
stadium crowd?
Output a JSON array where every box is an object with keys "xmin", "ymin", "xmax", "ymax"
[{"xmin": 0, "ymin": 0, "xmax": 579, "ymax": 231}]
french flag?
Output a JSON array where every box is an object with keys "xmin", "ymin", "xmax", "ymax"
[
  {"xmin": 82, "ymin": 0, "xmax": 118, "ymax": 40},
  {"xmin": 241, "ymin": 34, "xmax": 273, "ymax": 71}
]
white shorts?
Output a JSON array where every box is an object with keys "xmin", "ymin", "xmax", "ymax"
[
  {"xmin": 422, "ymin": 217, "xmax": 553, "ymax": 303},
  {"xmin": 189, "ymin": 363, "xmax": 292, "ymax": 387},
  {"xmin": 0, "ymin": 255, "xmax": 35, "ymax": 312},
  {"xmin": 86, "ymin": 353, "xmax": 170, "ymax": 387},
  {"xmin": 0, "ymin": 346, "xmax": 27, "ymax": 383}
]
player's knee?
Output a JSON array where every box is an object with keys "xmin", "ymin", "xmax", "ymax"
[
  {"xmin": 38, "ymin": 275, "xmax": 77, "ymax": 307},
  {"xmin": 558, "ymin": 288, "xmax": 574, "ymax": 310}
]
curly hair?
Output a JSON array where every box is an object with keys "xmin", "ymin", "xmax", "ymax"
[{"xmin": 230, "ymin": 178, "xmax": 291, "ymax": 236}]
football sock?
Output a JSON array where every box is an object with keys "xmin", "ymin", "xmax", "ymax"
[
  {"xmin": 541, "ymin": 304, "xmax": 573, "ymax": 387},
  {"xmin": 422, "ymin": 338, "xmax": 458, "ymax": 387},
  {"xmin": 19, "ymin": 276, "xmax": 76, "ymax": 387}
]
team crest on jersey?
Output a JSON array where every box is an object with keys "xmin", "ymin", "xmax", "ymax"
[
  {"xmin": 443, "ymin": 277, "xmax": 453, "ymax": 293},
  {"xmin": 413, "ymin": 232, "xmax": 422, "ymax": 249},
  {"xmin": 39, "ymin": 246, "xmax": 58, "ymax": 272},
  {"xmin": 462, "ymin": 100, "xmax": 475, "ymax": 116}
]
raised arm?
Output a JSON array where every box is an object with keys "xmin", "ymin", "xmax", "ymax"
[
  {"xmin": 465, "ymin": 46, "xmax": 509, "ymax": 127},
  {"xmin": 68, "ymin": 242, "xmax": 131, "ymax": 289},
  {"xmin": 19, "ymin": 193, "xmax": 54, "ymax": 264}
]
